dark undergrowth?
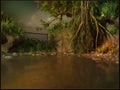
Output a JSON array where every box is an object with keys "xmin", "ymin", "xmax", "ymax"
[{"xmin": 9, "ymin": 38, "xmax": 56, "ymax": 53}]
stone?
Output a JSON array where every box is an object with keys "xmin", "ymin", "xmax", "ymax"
[
  {"xmin": 4, "ymin": 55, "xmax": 12, "ymax": 59},
  {"xmin": 32, "ymin": 54, "xmax": 35, "ymax": 56},
  {"xmin": 116, "ymin": 61, "xmax": 119, "ymax": 64},
  {"xmin": 50, "ymin": 52, "xmax": 56, "ymax": 55},
  {"xmin": 36, "ymin": 54, "xmax": 40, "ymax": 56},
  {"xmin": 51, "ymin": 53, "xmax": 54, "ymax": 55},
  {"xmin": 41, "ymin": 52, "xmax": 45, "ymax": 55},
  {"xmin": 13, "ymin": 52, "xmax": 18, "ymax": 56}
]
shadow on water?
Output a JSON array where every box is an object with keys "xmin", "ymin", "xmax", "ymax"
[{"xmin": 1, "ymin": 55, "xmax": 119, "ymax": 89}]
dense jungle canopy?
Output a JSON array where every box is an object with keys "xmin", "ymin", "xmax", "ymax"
[{"xmin": 1, "ymin": 0, "xmax": 119, "ymax": 53}]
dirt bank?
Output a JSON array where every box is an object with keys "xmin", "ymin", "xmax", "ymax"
[{"xmin": 82, "ymin": 52, "xmax": 119, "ymax": 64}]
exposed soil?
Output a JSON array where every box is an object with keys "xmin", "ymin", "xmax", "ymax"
[{"xmin": 82, "ymin": 51, "xmax": 119, "ymax": 64}]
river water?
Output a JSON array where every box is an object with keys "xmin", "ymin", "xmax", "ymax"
[{"xmin": 1, "ymin": 55, "xmax": 119, "ymax": 89}]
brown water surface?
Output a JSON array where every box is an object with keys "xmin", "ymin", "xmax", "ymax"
[{"xmin": 1, "ymin": 55, "xmax": 119, "ymax": 89}]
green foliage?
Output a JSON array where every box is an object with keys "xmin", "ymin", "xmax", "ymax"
[
  {"xmin": 37, "ymin": 1, "xmax": 72, "ymax": 17},
  {"xmin": 90, "ymin": 2, "xmax": 101, "ymax": 20},
  {"xmin": 14, "ymin": 38, "xmax": 55, "ymax": 52},
  {"xmin": 90, "ymin": 0, "xmax": 118, "ymax": 20},
  {"xmin": 100, "ymin": 1, "xmax": 118, "ymax": 19},
  {"xmin": 49, "ymin": 21, "xmax": 72, "ymax": 36},
  {"xmin": 108, "ymin": 25, "xmax": 117, "ymax": 35},
  {"xmin": 49, "ymin": 23, "xmax": 63, "ymax": 35},
  {"xmin": 72, "ymin": 1, "xmax": 81, "ymax": 15},
  {"xmin": 1, "ymin": 14, "xmax": 25, "ymax": 36},
  {"xmin": 37, "ymin": 0, "xmax": 119, "ymax": 53}
]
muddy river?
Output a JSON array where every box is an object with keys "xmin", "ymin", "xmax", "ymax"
[{"xmin": 1, "ymin": 55, "xmax": 119, "ymax": 89}]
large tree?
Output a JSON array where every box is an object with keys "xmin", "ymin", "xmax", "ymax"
[
  {"xmin": 71, "ymin": 0, "xmax": 118, "ymax": 53},
  {"xmin": 35, "ymin": 0, "xmax": 118, "ymax": 53}
]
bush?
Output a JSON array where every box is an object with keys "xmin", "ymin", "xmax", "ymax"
[
  {"xmin": 108, "ymin": 25, "xmax": 117, "ymax": 35},
  {"xmin": 1, "ymin": 13, "xmax": 25, "ymax": 37},
  {"xmin": 100, "ymin": 1, "xmax": 118, "ymax": 19},
  {"xmin": 12, "ymin": 38, "xmax": 56, "ymax": 52},
  {"xmin": 49, "ymin": 23, "xmax": 63, "ymax": 36}
]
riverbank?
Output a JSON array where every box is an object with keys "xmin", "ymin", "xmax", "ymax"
[
  {"xmin": 1, "ymin": 51, "xmax": 119, "ymax": 64},
  {"xmin": 82, "ymin": 52, "xmax": 119, "ymax": 64},
  {"xmin": 1, "ymin": 52, "xmax": 119, "ymax": 89}
]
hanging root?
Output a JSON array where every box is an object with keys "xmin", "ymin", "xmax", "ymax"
[
  {"xmin": 69, "ymin": 22, "xmax": 83, "ymax": 48},
  {"xmin": 90, "ymin": 12, "xmax": 114, "ymax": 50},
  {"xmin": 90, "ymin": 12, "xmax": 99, "ymax": 49},
  {"xmin": 98, "ymin": 23, "xmax": 113, "ymax": 39},
  {"xmin": 68, "ymin": 1, "xmax": 114, "ymax": 53}
]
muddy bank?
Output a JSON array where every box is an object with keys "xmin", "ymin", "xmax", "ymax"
[
  {"xmin": 82, "ymin": 52, "xmax": 119, "ymax": 64},
  {"xmin": 1, "ymin": 51, "xmax": 119, "ymax": 64}
]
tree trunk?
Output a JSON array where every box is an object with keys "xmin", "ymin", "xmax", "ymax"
[{"xmin": 72, "ymin": 1, "xmax": 94, "ymax": 53}]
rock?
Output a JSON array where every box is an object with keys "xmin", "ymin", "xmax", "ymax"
[
  {"xmin": 41, "ymin": 52, "xmax": 45, "ymax": 55},
  {"xmin": 4, "ymin": 55, "xmax": 12, "ymax": 59},
  {"xmin": 63, "ymin": 52, "xmax": 67, "ymax": 55},
  {"xmin": 28, "ymin": 52, "xmax": 32, "ymax": 55},
  {"xmin": 51, "ymin": 53, "xmax": 54, "ymax": 55},
  {"xmin": 32, "ymin": 54, "xmax": 35, "ymax": 56},
  {"xmin": 116, "ymin": 61, "xmax": 119, "ymax": 64},
  {"xmin": 51, "ymin": 52, "xmax": 56, "ymax": 55},
  {"xmin": 77, "ymin": 54, "xmax": 82, "ymax": 57},
  {"xmin": 13, "ymin": 52, "xmax": 18, "ymax": 56},
  {"xmin": 36, "ymin": 54, "xmax": 40, "ymax": 56},
  {"xmin": 25, "ymin": 53, "xmax": 29, "ymax": 55},
  {"xmin": 97, "ymin": 54, "xmax": 100, "ymax": 56},
  {"xmin": 1, "ymin": 35, "xmax": 15, "ymax": 53},
  {"xmin": 69, "ymin": 52, "xmax": 74, "ymax": 55}
]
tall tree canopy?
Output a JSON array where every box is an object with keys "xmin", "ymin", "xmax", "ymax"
[{"xmin": 35, "ymin": 0, "xmax": 118, "ymax": 53}]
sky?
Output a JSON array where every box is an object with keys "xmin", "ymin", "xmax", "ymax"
[
  {"xmin": 1, "ymin": 1, "xmax": 71, "ymax": 31},
  {"xmin": 1, "ymin": 0, "xmax": 50, "ymax": 27},
  {"xmin": 1, "ymin": 0, "xmax": 49, "ymax": 40},
  {"xmin": 1, "ymin": 1, "xmax": 37, "ymax": 17}
]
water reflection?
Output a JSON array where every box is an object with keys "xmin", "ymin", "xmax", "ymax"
[{"xmin": 1, "ymin": 55, "xmax": 119, "ymax": 89}]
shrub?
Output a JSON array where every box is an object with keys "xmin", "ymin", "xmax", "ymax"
[
  {"xmin": 12, "ymin": 38, "xmax": 56, "ymax": 52},
  {"xmin": 108, "ymin": 25, "xmax": 117, "ymax": 35},
  {"xmin": 1, "ymin": 13, "xmax": 24, "ymax": 37},
  {"xmin": 100, "ymin": 1, "xmax": 118, "ymax": 19}
]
